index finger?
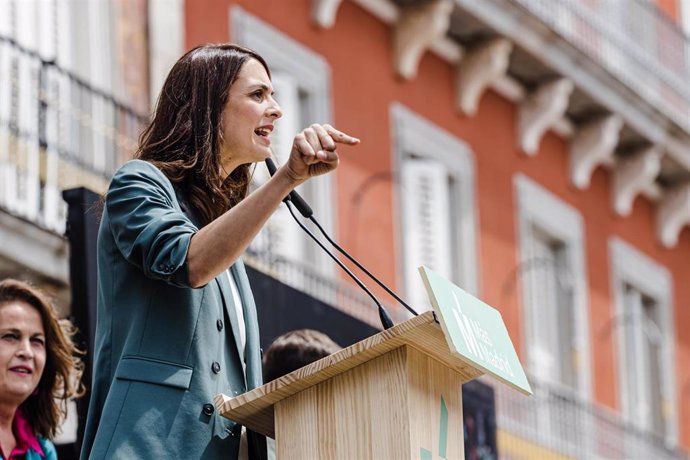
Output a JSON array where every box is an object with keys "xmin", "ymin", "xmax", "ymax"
[{"xmin": 324, "ymin": 124, "xmax": 360, "ymax": 146}]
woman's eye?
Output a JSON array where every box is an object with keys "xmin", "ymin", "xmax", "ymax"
[
  {"xmin": 252, "ymin": 91, "xmax": 264, "ymax": 101},
  {"xmin": 31, "ymin": 337, "xmax": 45, "ymax": 347},
  {"xmin": 2, "ymin": 333, "xmax": 18, "ymax": 340}
]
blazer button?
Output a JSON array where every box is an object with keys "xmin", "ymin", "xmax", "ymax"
[
  {"xmin": 212, "ymin": 361, "xmax": 221, "ymax": 374},
  {"xmin": 216, "ymin": 319, "xmax": 223, "ymax": 331},
  {"xmin": 202, "ymin": 404, "xmax": 214, "ymax": 416}
]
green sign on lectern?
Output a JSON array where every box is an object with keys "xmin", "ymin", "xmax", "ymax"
[{"xmin": 419, "ymin": 266, "xmax": 532, "ymax": 395}]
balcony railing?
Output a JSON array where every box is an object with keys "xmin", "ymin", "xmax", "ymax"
[
  {"xmin": 493, "ymin": 376, "xmax": 688, "ymax": 459},
  {"xmin": 0, "ymin": 35, "xmax": 147, "ymax": 233},
  {"xmin": 512, "ymin": 0, "xmax": 690, "ymax": 132},
  {"xmin": 244, "ymin": 247, "xmax": 410, "ymax": 328}
]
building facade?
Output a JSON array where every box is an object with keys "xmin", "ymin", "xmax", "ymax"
[
  {"xmin": 0, "ymin": 0, "xmax": 150, "ymax": 306},
  {"xmin": 184, "ymin": 0, "xmax": 690, "ymax": 457},
  {"xmin": 2, "ymin": 0, "xmax": 690, "ymax": 458}
]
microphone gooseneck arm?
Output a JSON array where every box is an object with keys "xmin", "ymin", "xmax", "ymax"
[
  {"xmin": 264, "ymin": 158, "xmax": 394, "ymax": 330},
  {"xmin": 265, "ymin": 158, "xmax": 311, "ymax": 211},
  {"xmin": 284, "ymin": 200, "xmax": 394, "ymax": 330},
  {"xmin": 307, "ymin": 216, "xmax": 419, "ymax": 317},
  {"xmin": 265, "ymin": 159, "xmax": 418, "ymax": 317}
]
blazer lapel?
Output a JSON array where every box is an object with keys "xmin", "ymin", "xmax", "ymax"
[
  {"xmin": 231, "ymin": 260, "xmax": 263, "ymax": 389},
  {"xmin": 215, "ymin": 272, "xmax": 244, "ymax": 369}
]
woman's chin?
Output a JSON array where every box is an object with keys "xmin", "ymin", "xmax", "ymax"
[
  {"xmin": 254, "ymin": 149, "xmax": 271, "ymax": 162},
  {"xmin": 1, "ymin": 385, "xmax": 35, "ymax": 405}
]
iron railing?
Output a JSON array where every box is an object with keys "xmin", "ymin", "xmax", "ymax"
[
  {"xmin": 512, "ymin": 0, "xmax": 690, "ymax": 132},
  {"xmin": 0, "ymin": 35, "xmax": 147, "ymax": 233},
  {"xmin": 493, "ymin": 376, "xmax": 688, "ymax": 459},
  {"xmin": 244, "ymin": 247, "xmax": 410, "ymax": 328}
]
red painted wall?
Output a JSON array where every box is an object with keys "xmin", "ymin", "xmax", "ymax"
[
  {"xmin": 656, "ymin": 0, "xmax": 681, "ymax": 21},
  {"xmin": 184, "ymin": 0, "xmax": 690, "ymax": 449}
]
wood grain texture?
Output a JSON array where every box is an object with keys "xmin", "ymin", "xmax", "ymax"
[
  {"xmin": 274, "ymin": 346, "xmax": 465, "ymax": 459},
  {"xmin": 406, "ymin": 346, "xmax": 464, "ymax": 459},
  {"xmin": 276, "ymin": 347, "xmax": 410, "ymax": 459},
  {"xmin": 215, "ymin": 311, "xmax": 483, "ymax": 438}
]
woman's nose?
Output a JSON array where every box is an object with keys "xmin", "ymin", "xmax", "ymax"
[
  {"xmin": 268, "ymin": 100, "xmax": 282, "ymax": 119},
  {"xmin": 17, "ymin": 340, "xmax": 34, "ymax": 358}
]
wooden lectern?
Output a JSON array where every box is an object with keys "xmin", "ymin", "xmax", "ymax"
[{"xmin": 215, "ymin": 311, "xmax": 486, "ymax": 459}]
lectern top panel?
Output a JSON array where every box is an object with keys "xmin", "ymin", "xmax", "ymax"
[{"xmin": 215, "ymin": 311, "xmax": 483, "ymax": 437}]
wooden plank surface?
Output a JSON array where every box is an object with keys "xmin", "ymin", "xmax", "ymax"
[
  {"xmin": 215, "ymin": 311, "xmax": 484, "ymax": 437},
  {"xmin": 407, "ymin": 346, "xmax": 464, "ymax": 459},
  {"xmin": 276, "ymin": 349, "xmax": 410, "ymax": 459}
]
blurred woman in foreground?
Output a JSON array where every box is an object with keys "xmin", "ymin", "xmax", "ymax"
[{"xmin": 0, "ymin": 279, "xmax": 83, "ymax": 459}]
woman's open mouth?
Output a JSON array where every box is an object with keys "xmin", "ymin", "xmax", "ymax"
[
  {"xmin": 254, "ymin": 126, "xmax": 273, "ymax": 145},
  {"xmin": 9, "ymin": 366, "xmax": 33, "ymax": 376}
]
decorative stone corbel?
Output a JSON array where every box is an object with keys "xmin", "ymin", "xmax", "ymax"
[
  {"xmin": 519, "ymin": 78, "xmax": 574, "ymax": 155},
  {"xmin": 612, "ymin": 147, "xmax": 661, "ymax": 216},
  {"xmin": 311, "ymin": 0, "xmax": 343, "ymax": 29},
  {"xmin": 569, "ymin": 114, "xmax": 623, "ymax": 189},
  {"xmin": 657, "ymin": 183, "xmax": 690, "ymax": 248},
  {"xmin": 456, "ymin": 38, "xmax": 513, "ymax": 116},
  {"xmin": 393, "ymin": 0, "xmax": 453, "ymax": 80}
]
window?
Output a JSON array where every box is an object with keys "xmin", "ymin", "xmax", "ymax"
[
  {"xmin": 392, "ymin": 103, "xmax": 479, "ymax": 311},
  {"xmin": 515, "ymin": 174, "xmax": 591, "ymax": 397},
  {"xmin": 609, "ymin": 237, "xmax": 677, "ymax": 445},
  {"xmin": 0, "ymin": 0, "xmax": 126, "ymax": 232},
  {"xmin": 525, "ymin": 229, "xmax": 577, "ymax": 388},
  {"xmin": 232, "ymin": 7, "xmax": 335, "ymax": 275}
]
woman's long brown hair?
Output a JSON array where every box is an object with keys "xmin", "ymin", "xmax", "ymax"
[
  {"xmin": 0, "ymin": 279, "xmax": 84, "ymax": 439},
  {"xmin": 136, "ymin": 44, "xmax": 271, "ymax": 226}
]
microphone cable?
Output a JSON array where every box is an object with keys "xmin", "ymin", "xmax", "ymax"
[
  {"xmin": 282, "ymin": 199, "xmax": 395, "ymax": 330},
  {"xmin": 264, "ymin": 158, "xmax": 395, "ymax": 329},
  {"xmin": 307, "ymin": 216, "xmax": 419, "ymax": 318},
  {"xmin": 265, "ymin": 158, "xmax": 419, "ymax": 318}
]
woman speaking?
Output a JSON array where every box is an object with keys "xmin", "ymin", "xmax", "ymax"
[{"xmin": 80, "ymin": 44, "xmax": 359, "ymax": 459}]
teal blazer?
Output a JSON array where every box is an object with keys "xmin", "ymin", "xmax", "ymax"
[{"xmin": 80, "ymin": 160, "xmax": 264, "ymax": 459}]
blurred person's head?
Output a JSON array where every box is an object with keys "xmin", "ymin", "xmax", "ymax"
[
  {"xmin": 263, "ymin": 329, "xmax": 341, "ymax": 383},
  {"xmin": 137, "ymin": 43, "xmax": 281, "ymax": 226},
  {"xmin": 0, "ymin": 279, "xmax": 84, "ymax": 438}
]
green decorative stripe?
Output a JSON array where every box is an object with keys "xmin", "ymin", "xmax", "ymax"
[
  {"xmin": 439, "ymin": 396, "xmax": 448, "ymax": 459},
  {"xmin": 420, "ymin": 396, "xmax": 450, "ymax": 459}
]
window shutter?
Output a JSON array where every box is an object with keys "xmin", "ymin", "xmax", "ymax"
[
  {"xmin": 622, "ymin": 286, "xmax": 650, "ymax": 428},
  {"xmin": 642, "ymin": 300, "xmax": 665, "ymax": 436},
  {"xmin": 249, "ymin": 72, "xmax": 304, "ymax": 262},
  {"xmin": 401, "ymin": 158, "xmax": 452, "ymax": 311},
  {"xmin": 523, "ymin": 230, "xmax": 579, "ymax": 389},
  {"xmin": 525, "ymin": 232, "xmax": 559, "ymax": 382},
  {"xmin": 270, "ymin": 73, "xmax": 300, "ymax": 164},
  {"xmin": 622, "ymin": 286, "xmax": 669, "ymax": 436}
]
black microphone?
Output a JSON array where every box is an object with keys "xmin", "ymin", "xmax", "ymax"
[
  {"xmin": 265, "ymin": 159, "xmax": 418, "ymax": 318},
  {"xmin": 264, "ymin": 158, "xmax": 313, "ymax": 215},
  {"xmin": 264, "ymin": 158, "xmax": 395, "ymax": 330}
]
